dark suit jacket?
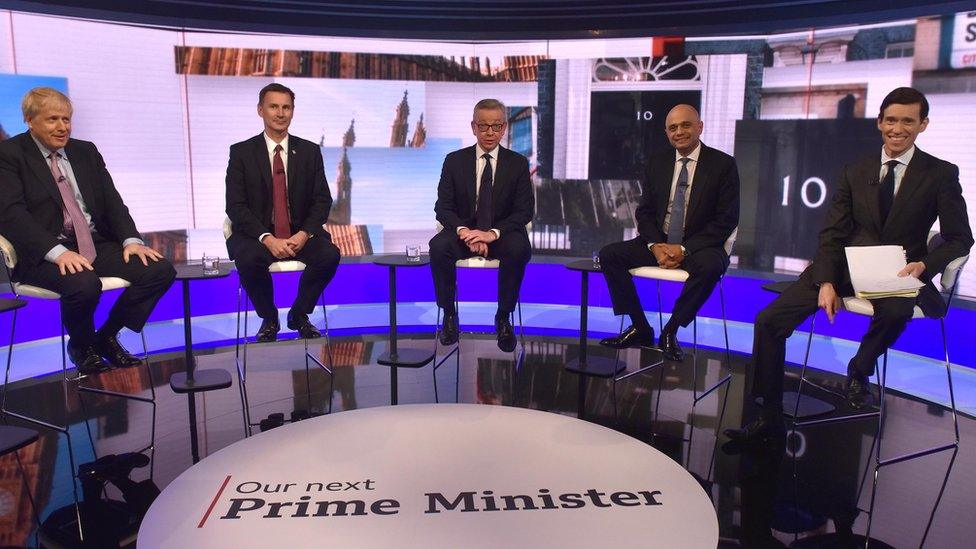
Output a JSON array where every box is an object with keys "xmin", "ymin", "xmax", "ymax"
[
  {"xmin": 434, "ymin": 145, "xmax": 534, "ymax": 235},
  {"xmin": 811, "ymin": 148, "xmax": 973, "ymax": 287},
  {"xmin": 225, "ymin": 133, "xmax": 333, "ymax": 257},
  {"xmin": 0, "ymin": 131, "xmax": 140, "ymax": 272},
  {"xmin": 634, "ymin": 143, "xmax": 740, "ymax": 255}
]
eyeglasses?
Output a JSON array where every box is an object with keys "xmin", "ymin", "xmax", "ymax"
[{"xmin": 474, "ymin": 123, "xmax": 505, "ymax": 132}]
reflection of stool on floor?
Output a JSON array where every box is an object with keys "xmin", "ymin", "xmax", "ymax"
[
  {"xmin": 433, "ymin": 255, "xmax": 527, "ymax": 404},
  {"xmin": 562, "ymin": 259, "xmax": 663, "ymax": 420},
  {"xmin": 223, "ymin": 220, "xmax": 334, "ymax": 438},
  {"xmin": 373, "ymin": 255, "xmax": 435, "ymax": 405},
  {"xmin": 0, "ymin": 298, "xmax": 41, "ymax": 533},
  {"xmin": 625, "ymin": 231, "xmax": 737, "ymax": 430},
  {"xmin": 0, "ymin": 234, "xmax": 157, "ymax": 544},
  {"xmin": 786, "ymin": 232, "xmax": 968, "ymax": 543}
]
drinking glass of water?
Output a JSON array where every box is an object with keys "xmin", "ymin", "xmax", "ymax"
[
  {"xmin": 406, "ymin": 245, "xmax": 421, "ymax": 262},
  {"xmin": 202, "ymin": 254, "xmax": 220, "ymax": 275}
]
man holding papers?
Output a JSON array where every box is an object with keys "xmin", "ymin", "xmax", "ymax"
[{"xmin": 726, "ymin": 87, "xmax": 973, "ymax": 443}]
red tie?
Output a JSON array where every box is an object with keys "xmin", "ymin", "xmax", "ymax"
[
  {"xmin": 272, "ymin": 144, "xmax": 290, "ymax": 239},
  {"xmin": 49, "ymin": 152, "xmax": 97, "ymax": 262}
]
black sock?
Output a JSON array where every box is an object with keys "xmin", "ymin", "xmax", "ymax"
[
  {"xmin": 97, "ymin": 318, "xmax": 124, "ymax": 340},
  {"xmin": 662, "ymin": 319, "xmax": 679, "ymax": 335},
  {"xmin": 443, "ymin": 305, "xmax": 456, "ymax": 316},
  {"xmin": 495, "ymin": 311, "xmax": 511, "ymax": 322},
  {"xmin": 629, "ymin": 313, "xmax": 652, "ymax": 335}
]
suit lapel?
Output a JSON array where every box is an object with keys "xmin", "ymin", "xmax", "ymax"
[
  {"xmin": 861, "ymin": 157, "xmax": 883, "ymax": 233},
  {"xmin": 467, "ymin": 146, "xmax": 478, "ymax": 212},
  {"xmin": 490, "ymin": 147, "xmax": 506, "ymax": 207},
  {"xmin": 64, "ymin": 141, "xmax": 98, "ymax": 216},
  {"xmin": 286, "ymin": 139, "xmax": 299, "ymax": 207},
  {"xmin": 684, "ymin": 147, "xmax": 707, "ymax": 224},
  {"xmin": 883, "ymin": 150, "xmax": 925, "ymax": 234},
  {"xmin": 255, "ymin": 135, "xmax": 272, "ymax": 195},
  {"xmin": 655, "ymin": 157, "xmax": 675, "ymax": 229},
  {"xmin": 21, "ymin": 135, "xmax": 64, "ymax": 207}
]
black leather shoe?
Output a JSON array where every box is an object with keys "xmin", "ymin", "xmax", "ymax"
[
  {"xmin": 600, "ymin": 325, "xmax": 654, "ymax": 349},
  {"xmin": 845, "ymin": 373, "xmax": 874, "ymax": 409},
  {"xmin": 440, "ymin": 312, "xmax": 459, "ymax": 346},
  {"xmin": 496, "ymin": 316, "xmax": 517, "ymax": 353},
  {"xmin": 723, "ymin": 414, "xmax": 786, "ymax": 444},
  {"xmin": 659, "ymin": 330, "xmax": 684, "ymax": 361},
  {"xmin": 67, "ymin": 344, "xmax": 112, "ymax": 375},
  {"xmin": 287, "ymin": 313, "xmax": 321, "ymax": 339},
  {"xmin": 96, "ymin": 334, "xmax": 143, "ymax": 368},
  {"xmin": 256, "ymin": 318, "xmax": 280, "ymax": 342}
]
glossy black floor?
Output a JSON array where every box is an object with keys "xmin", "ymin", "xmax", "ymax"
[{"xmin": 0, "ymin": 333, "xmax": 971, "ymax": 548}]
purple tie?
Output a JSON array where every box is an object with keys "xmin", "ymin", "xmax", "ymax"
[{"xmin": 49, "ymin": 152, "xmax": 97, "ymax": 262}]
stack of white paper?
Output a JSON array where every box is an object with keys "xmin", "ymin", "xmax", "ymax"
[{"xmin": 844, "ymin": 245, "xmax": 924, "ymax": 299}]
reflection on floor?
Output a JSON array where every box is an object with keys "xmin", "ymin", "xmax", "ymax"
[{"xmin": 0, "ymin": 334, "xmax": 971, "ymax": 547}]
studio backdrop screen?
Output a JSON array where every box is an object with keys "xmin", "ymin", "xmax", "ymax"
[{"xmin": 0, "ymin": 11, "xmax": 973, "ymax": 297}]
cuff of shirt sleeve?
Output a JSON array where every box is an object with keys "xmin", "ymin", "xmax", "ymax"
[
  {"xmin": 259, "ymin": 232, "xmax": 271, "ymax": 242},
  {"xmin": 44, "ymin": 244, "xmax": 69, "ymax": 263},
  {"xmin": 122, "ymin": 238, "xmax": 145, "ymax": 248},
  {"xmin": 456, "ymin": 226, "xmax": 468, "ymax": 235},
  {"xmin": 491, "ymin": 229, "xmax": 500, "ymax": 239}
]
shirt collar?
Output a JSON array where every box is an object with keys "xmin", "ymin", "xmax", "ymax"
[
  {"xmin": 675, "ymin": 142, "xmax": 702, "ymax": 163},
  {"xmin": 264, "ymin": 132, "xmax": 289, "ymax": 154},
  {"xmin": 881, "ymin": 145, "xmax": 915, "ymax": 167},
  {"xmin": 476, "ymin": 144, "xmax": 499, "ymax": 161},
  {"xmin": 31, "ymin": 134, "xmax": 66, "ymax": 161}
]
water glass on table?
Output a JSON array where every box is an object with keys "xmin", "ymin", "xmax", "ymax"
[
  {"xmin": 406, "ymin": 245, "xmax": 421, "ymax": 262},
  {"xmin": 202, "ymin": 254, "xmax": 220, "ymax": 275}
]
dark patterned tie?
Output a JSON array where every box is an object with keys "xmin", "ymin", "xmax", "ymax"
[
  {"xmin": 272, "ymin": 144, "xmax": 290, "ymax": 238},
  {"xmin": 475, "ymin": 153, "xmax": 493, "ymax": 230},
  {"xmin": 49, "ymin": 152, "xmax": 96, "ymax": 262},
  {"xmin": 879, "ymin": 159, "xmax": 899, "ymax": 224},
  {"xmin": 666, "ymin": 157, "xmax": 692, "ymax": 244}
]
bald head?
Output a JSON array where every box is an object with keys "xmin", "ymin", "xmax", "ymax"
[{"xmin": 664, "ymin": 104, "xmax": 703, "ymax": 156}]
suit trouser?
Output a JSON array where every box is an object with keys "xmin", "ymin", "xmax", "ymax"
[
  {"xmin": 428, "ymin": 229, "xmax": 531, "ymax": 315},
  {"xmin": 17, "ymin": 238, "xmax": 176, "ymax": 348},
  {"xmin": 228, "ymin": 234, "xmax": 341, "ymax": 320},
  {"xmin": 598, "ymin": 238, "xmax": 728, "ymax": 329},
  {"xmin": 751, "ymin": 267, "xmax": 922, "ymax": 413}
]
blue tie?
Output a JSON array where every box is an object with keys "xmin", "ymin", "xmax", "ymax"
[{"xmin": 667, "ymin": 157, "xmax": 691, "ymax": 244}]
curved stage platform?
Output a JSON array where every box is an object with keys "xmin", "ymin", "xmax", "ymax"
[
  {"xmin": 0, "ymin": 329, "xmax": 972, "ymax": 546},
  {"xmin": 139, "ymin": 404, "xmax": 718, "ymax": 548}
]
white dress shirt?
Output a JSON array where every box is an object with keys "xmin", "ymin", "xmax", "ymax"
[{"xmin": 880, "ymin": 144, "xmax": 915, "ymax": 197}]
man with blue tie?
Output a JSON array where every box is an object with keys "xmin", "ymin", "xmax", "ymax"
[
  {"xmin": 429, "ymin": 99, "xmax": 534, "ymax": 352},
  {"xmin": 598, "ymin": 104, "xmax": 740, "ymax": 361},
  {"xmin": 725, "ymin": 87, "xmax": 973, "ymax": 443},
  {"xmin": 0, "ymin": 87, "xmax": 175, "ymax": 374}
]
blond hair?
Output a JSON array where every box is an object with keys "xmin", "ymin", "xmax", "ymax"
[{"xmin": 22, "ymin": 87, "xmax": 72, "ymax": 120}]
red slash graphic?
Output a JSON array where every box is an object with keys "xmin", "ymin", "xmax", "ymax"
[{"xmin": 198, "ymin": 475, "xmax": 232, "ymax": 528}]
